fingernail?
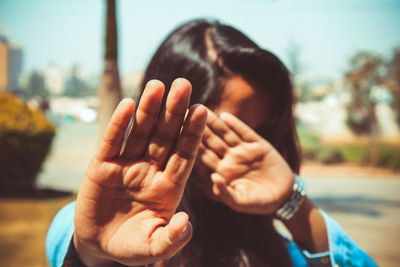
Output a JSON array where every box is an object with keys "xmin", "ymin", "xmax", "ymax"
[
  {"xmin": 180, "ymin": 223, "xmax": 189, "ymax": 237},
  {"xmin": 191, "ymin": 104, "xmax": 205, "ymax": 111},
  {"xmin": 120, "ymin": 98, "xmax": 132, "ymax": 105},
  {"xmin": 219, "ymin": 112, "xmax": 230, "ymax": 120}
]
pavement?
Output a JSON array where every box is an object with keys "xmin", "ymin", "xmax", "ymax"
[
  {"xmin": 303, "ymin": 174, "xmax": 400, "ymax": 266},
  {"xmin": 38, "ymin": 121, "xmax": 98, "ymax": 191},
  {"xmin": 37, "ymin": 121, "xmax": 400, "ymax": 266}
]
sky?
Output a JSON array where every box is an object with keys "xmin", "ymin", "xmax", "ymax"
[{"xmin": 1, "ymin": 0, "xmax": 400, "ymax": 80}]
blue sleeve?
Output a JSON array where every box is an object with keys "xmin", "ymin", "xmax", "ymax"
[
  {"xmin": 46, "ymin": 201, "xmax": 76, "ymax": 267},
  {"xmin": 286, "ymin": 210, "xmax": 378, "ymax": 267},
  {"xmin": 321, "ymin": 210, "xmax": 378, "ymax": 267},
  {"xmin": 50, "ymin": 203, "xmax": 377, "ymax": 267},
  {"xmin": 46, "ymin": 202, "xmax": 147, "ymax": 267},
  {"xmin": 286, "ymin": 237, "xmax": 331, "ymax": 267}
]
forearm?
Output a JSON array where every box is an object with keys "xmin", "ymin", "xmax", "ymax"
[{"xmin": 283, "ymin": 197, "xmax": 329, "ymax": 253}]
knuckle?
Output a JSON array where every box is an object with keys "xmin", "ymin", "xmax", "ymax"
[
  {"xmin": 132, "ymin": 128, "xmax": 149, "ymax": 141},
  {"xmin": 167, "ymin": 104, "xmax": 186, "ymax": 117},
  {"xmin": 176, "ymin": 149, "xmax": 196, "ymax": 161},
  {"xmin": 154, "ymin": 129, "xmax": 175, "ymax": 144},
  {"xmin": 231, "ymin": 148, "xmax": 247, "ymax": 161},
  {"xmin": 110, "ymin": 118, "xmax": 126, "ymax": 131},
  {"xmin": 202, "ymin": 131, "xmax": 213, "ymax": 142},
  {"xmin": 138, "ymin": 106, "xmax": 158, "ymax": 118},
  {"xmin": 250, "ymin": 146, "xmax": 269, "ymax": 160},
  {"xmin": 183, "ymin": 130, "xmax": 202, "ymax": 141},
  {"xmin": 217, "ymin": 161, "xmax": 236, "ymax": 177},
  {"xmin": 102, "ymin": 135, "xmax": 119, "ymax": 147}
]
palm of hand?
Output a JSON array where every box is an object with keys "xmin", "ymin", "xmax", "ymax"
[
  {"xmin": 74, "ymin": 79, "xmax": 207, "ymax": 266},
  {"xmin": 200, "ymin": 110, "xmax": 294, "ymax": 215},
  {"xmin": 78, "ymin": 160, "xmax": 184, "ymax": 262}
]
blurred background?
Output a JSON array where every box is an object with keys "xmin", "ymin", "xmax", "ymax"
[{"xmin": 0, "ymin": 0, "xmax": 399, "ymax": 266}]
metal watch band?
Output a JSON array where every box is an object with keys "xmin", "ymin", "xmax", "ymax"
[{"xmin": 274, "ymin": 174, "xmax": 307, "ymax": 221}]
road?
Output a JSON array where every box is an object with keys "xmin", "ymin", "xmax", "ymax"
[
  {"xmin": 304, "ymin": 174, "xmax": 400, "ymax": 266},
  {"xmin": 37, "ymin": 121, "xmax": 400, "ymax": 266}
]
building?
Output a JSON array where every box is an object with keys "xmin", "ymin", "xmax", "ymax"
[
  {"xmin": 0, "ymin": 36, "xmax": 23, "ymax": 92},
  {"xmin": 44, "ymin": 64, "xmax": 64, "ymax": 95}
]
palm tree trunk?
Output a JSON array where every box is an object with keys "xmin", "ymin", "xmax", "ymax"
[{"xmin": 98, "ymin": 0, "xmax": 122, "ymax": 136}]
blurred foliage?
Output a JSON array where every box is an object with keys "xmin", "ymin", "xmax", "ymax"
[
  {"xmin": 345, "ymin": 47, "xmax": 400, "ymax": 131},
  {"xmin": 344, "ymin": 48, "xmax": 400, "ymax": 166},
  {"xmin": 298, "ymin": 127, "xmax": 400, "ymax": 170},
  {"xmin": 296, "ymin": 82, "xmax": 332, "ymax": 102},
  {"xmin": 316, "ymin": 149, "xmax": 344, "ymax": 164},
  {"xmin": 286, "ymin": 40, "xmax": 303, "ymax": 83},
  {"xmin": 378, "ymin": 146, "xmax": 400, "ymax": 170},
  {"xmin": 0, "ymin": 91, "xmax": 56, "ymax": 189},
  {"xmin": 297, "ymin": 126, "xmax": 319, "ymax": 149},
  {"xmin": 28, "ymin": 71, "xmax": 49, "ymax": 98},
  {"xmin": 386, "ymin": 47, "xmax": 400, "ymax": 126},
  {"xmin": 298, "ymin": 127, "xmax": 345, "ymax": 165},
  {"xmin": 345, "ymin": 51, "xmax": 384, "ymax": 134}
]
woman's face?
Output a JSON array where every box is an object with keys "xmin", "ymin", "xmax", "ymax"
[
  {"xmin": 192, "ymin": 76, "xmax": 270, "ymax": 193},
  {"xmin": 212, "ymin": 76, "xmax": 269, "ymax": 129}
]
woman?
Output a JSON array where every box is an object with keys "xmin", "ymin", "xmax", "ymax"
[{"xmin": 46, "ymin": 19, "xmax": 377, "ymax": 267}]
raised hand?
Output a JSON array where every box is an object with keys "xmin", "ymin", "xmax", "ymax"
[
  {"xmin": 74, "ymin": 78, "xmax": 207, "ymax": 266},
  {"xmin": 199, "ymin": 109, "xmax": 294, "ymax": 215}
]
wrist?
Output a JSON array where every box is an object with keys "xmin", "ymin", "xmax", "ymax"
[
  {"xmin": 73, "ymin": 232, "xmax": 119, "ymax": 267},
  {"xmin": 283, "ymin": 196, "xmax": 312, "ymax": 226},
  {"xmin": 274, "ymin": 174, "xmax": 307, "ymax": 221},
  {"xmin": 283, "ymin": 197, "xmax": 329, "ymax": 253}
]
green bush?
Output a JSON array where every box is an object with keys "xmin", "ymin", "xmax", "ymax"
[
  {"xmin": 316, "ymin": 149, "xmax": 344, "ymax": 164},
  {"xmin": 346, "ymin": 115, "xmax": 371, "ymax": 135},
  {"xmin": 0, "ymin": 92, "xmax": 56, "ymax": 189},
  {"xmin": 298, "ymin": 126, "xmax": 400, "ymax": 170},
  {"xmin": 378, "ymin": 146, "xmax": 400, "ymax": 170},
  {"xmin": 301, "ymin": 148, "xmax": 318, "ymax": 161}
]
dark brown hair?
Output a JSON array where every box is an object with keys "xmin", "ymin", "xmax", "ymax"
[{"xmin": 140, "ymin": 19, "xmax": 300, "ymax": 267}]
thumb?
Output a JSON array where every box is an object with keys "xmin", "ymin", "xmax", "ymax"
[
  {"xmin": 151, "ymin": 212, "xmax": 192, "ymax": 260},
  {"xmin": 211, "ymin": 173, "xmax": 240, "ymax": 208}
]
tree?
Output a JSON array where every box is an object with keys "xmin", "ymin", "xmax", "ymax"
[
  {"xmin": 97, "ymin": 0, "xmax": 122, "ymax": 136},
  {"xmin": 286, "ymin": 40, "xmax": 303, "ymax": 82},
  {"xmin": 64, "ymin": 65, "xmax": 83, "ymax": 97},
  {"xmin": 385, "ymin": 47, "xmax": 400, "ymax": 126},
  {"xmin": 344, "ymin": 51, "xmax": 386, "ymax": 165},
  {"xmin": 286, "ymin": 40, "xmax": 305, "ymax": 101},
  {"xmin": 64, "ymin": 65, "xmax": 97, "ymax": 97},
  {"xmin": 28, "ymin": 71, "xmax": 49, "ymax": 98},
  {"xmin": 285, "ymin": 40, "xmax": 325, "ymax": 103}
]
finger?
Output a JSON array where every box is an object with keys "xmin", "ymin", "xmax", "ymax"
[
  {"xmin": 123, "ymin": 80, "xmax": 165, "ymax": 159},
  {"xmin": 146, "ymin": 78, "xmax": 192, "ymax": 166},
  {"xmin": 165, "ymin": 104, "xmax": 207, "ymax": 186},
  {"xmin": 96, "ymin": 98, "xmax": 135, "ymax": 161},
  {"xmin": 151, "ymin": 212, "xmax": 192, "ymax": 260},
  {"xmin": 198, "ymin": 143, "xmax": 219, "ymax": 171},
  {"xmin": 202, "ymin": 126, "xmax": 229, "ymax": 157},
  {"xmin": 206, "ymin": 109, "xmax": 241, "ymax": 146},
  {"xmin": 219, "ymin": 112, "xmax": 260, "ymax": 142}
]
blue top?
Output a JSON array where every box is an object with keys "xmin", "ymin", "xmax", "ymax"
[{"xmin": 46, "ymin": 202, "xmax": 378, "ymax": 267}]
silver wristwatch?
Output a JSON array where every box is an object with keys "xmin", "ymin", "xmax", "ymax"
[{"xmin": 274, "ymin": 174, "xmax": 307, "ymax": 221}]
